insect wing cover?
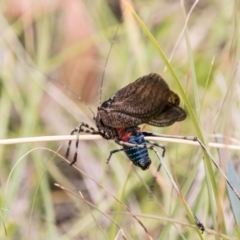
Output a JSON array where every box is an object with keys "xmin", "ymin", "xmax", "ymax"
[{"xmin": 98, "ymin": 73, "xmax": 186, "ymax": 128}]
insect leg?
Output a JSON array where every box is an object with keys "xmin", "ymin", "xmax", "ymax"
[
  {"xmin": 116, "ymin": 140, "xmax": 146, "ymax": 148},
  {"xmin": 65, "ymin": 127, "xmax": 79, "ymax": 160},
  {"xmin": 65, "ymin": 122, "xmax": 99, "ymax": 165},
  {"xmin": 193, "ymin": 214, "xmax": 205, "ymax": 233},
  {"xmin": 145, "ymin": 140, "xmax": 166, "ymax": 157},
  {"xmin": 143, "ymin": 131, "xmax": 240, "ymax": 200},
  {"xmin": 115, "ymin": 139, "xmax": 204, "ymax": 232},
  {"xmin": 151, "ymin": 146, "xmax": 205, "ymax": 233},
  {"xmin": 145, "ymin": 140, "xmax": 165, "ymax": 193},
  {"xmin": 106, "ymin": 148, "xmax": 125, "ymax": 164}
]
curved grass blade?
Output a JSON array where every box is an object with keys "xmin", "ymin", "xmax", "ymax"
[{"xmin": 125, "ymin": 1, "xmax": 229, "ymax": 234}]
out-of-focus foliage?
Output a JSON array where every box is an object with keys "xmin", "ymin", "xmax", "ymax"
[{"xmin": 0, "ymin": 0, "xmax": 240, "ymax": 239}]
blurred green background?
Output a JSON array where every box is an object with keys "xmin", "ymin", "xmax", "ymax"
[{"xmin": 0, "ymin": 0, "xmax": 240, "ymax": 239}]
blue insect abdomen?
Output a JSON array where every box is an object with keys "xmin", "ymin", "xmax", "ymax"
[{"xmin": 118, "ymin": 127, "xmax": 151, "ymax": 170}]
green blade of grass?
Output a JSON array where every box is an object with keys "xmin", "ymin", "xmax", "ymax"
[{"xmin": 125, "ymin": 1, "xmax": 226, "ymax": 235}]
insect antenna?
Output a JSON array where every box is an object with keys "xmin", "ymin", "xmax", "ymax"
[
  {"xmin": 53, "ymin": 80, "xmax": 96, "ymax": 118},
  {"xmin": 27, "ymin": 64, "xmax": 99, "ymax": 165},
  {"xmin": 30, "ymin": 65, "xmax": 96, "ymax": 118},
  {"xmin": 99, "ymin": 7, "xmax": 125, "ymax": 105}
]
